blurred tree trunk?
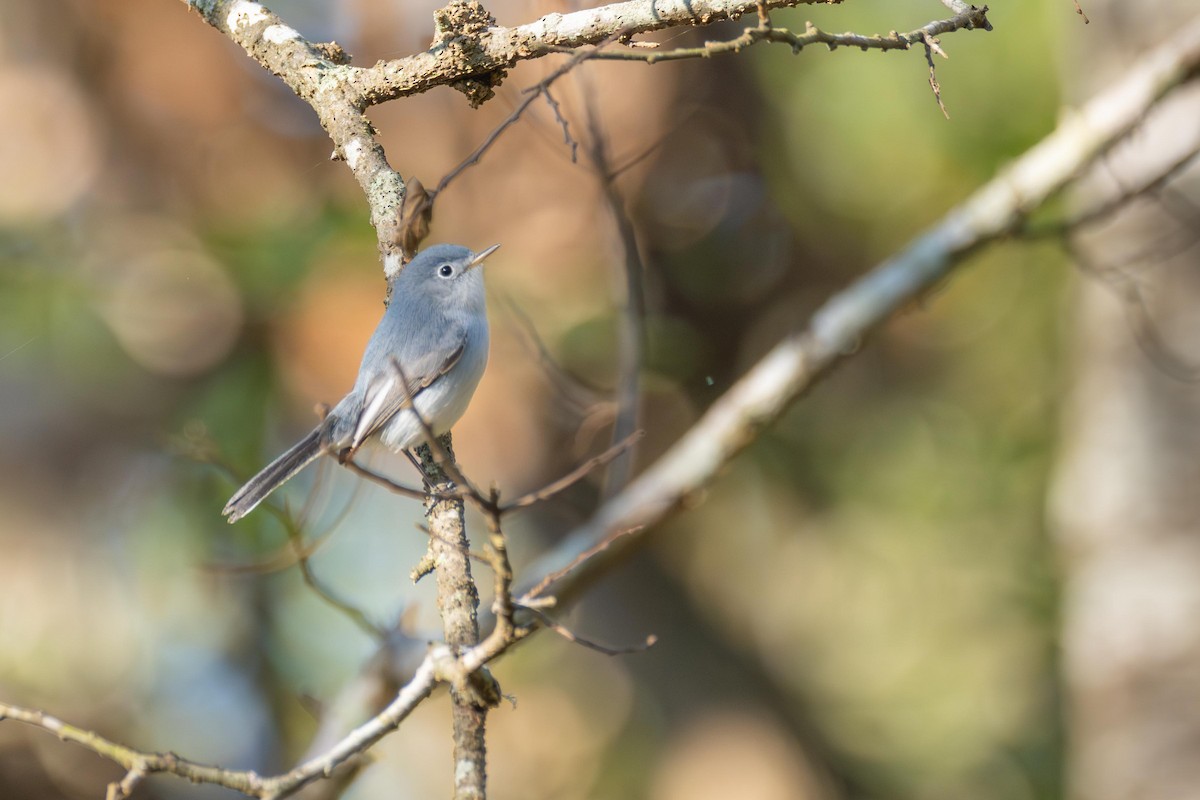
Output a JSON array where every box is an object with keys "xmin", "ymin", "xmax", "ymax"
[{"xmin": 1051, "ymin": 4, "xmax": 1200, "ymax": 800}]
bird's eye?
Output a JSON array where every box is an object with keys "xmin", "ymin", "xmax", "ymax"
[{"xmin": 438, "ymin": 264, "xmax": 454, "ymax": 278}]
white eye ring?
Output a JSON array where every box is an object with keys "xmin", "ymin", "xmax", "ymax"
[{"xmin": 438, "ymin": 264, "xmax": 454, "ymax": 278}]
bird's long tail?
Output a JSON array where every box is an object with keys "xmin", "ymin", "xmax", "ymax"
[{"xmin": 223, "ymin": 428, "xmax": 324, "ymax": 523}]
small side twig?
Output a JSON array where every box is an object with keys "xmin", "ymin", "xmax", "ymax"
[
  {"xmin": 107, "ymin": 767, "xmax": 148, "ymax": 800},
  {"xmin": 542, "ymin": 87, "xmax": 578, "ymax": 163},
  {"xmin": 519, "ymin": 604, "xmax": 657, "ymax": 656},
  {"xmin": 483, "ymin": 487, "xmax": 515, "ymax": 639},
  {"xmin": 195, "ymin": 452, "xmax": 384, "ymax": 641},
  {"xmin": 288, "ymin": 523, "xmax": 388, "ymax": 642},
  {"xmin": 342, "ymin": 458, "xmax": 445, "ymax": 502},
  {"xmin": 579, "ymin": 78, "xmax": 647, "ymax": 497},
  {"xmin": 501, "ymin": 432, "xmax": 645, "ymax": 512},
  {"xmin": 923, "ymin": 33, "xmax": 950, "ymax": 118},
  {"xmin": 520, "ymin": 525, "xmax": 645, "ymax": 604}
]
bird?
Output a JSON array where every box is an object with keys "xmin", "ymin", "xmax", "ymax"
[{"xmin": 223, "ymin": 242, "xmax": 498, "ymax": 523}]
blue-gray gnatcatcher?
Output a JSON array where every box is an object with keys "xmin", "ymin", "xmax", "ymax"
[{"xmin": 223, "ymin": 242, "xmax": 498, "ymax": 523}]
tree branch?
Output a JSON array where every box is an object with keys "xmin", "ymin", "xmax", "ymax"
[
  {"xmin": 415, "ymin": 434, "xmax": 490, "ymax": 800},
  {"xmin": 354, "ymin": 0, "xmax": 849, "ymax": 104},
  {"xmin": 555, "ymin": 5, "xmax": 991, "ymax": 62},
  {"xmin": 0, "ymin": 649, "xmax": 454, "ymax": 799}
]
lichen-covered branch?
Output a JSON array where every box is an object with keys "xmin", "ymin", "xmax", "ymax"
[
  {"xmin": 353, "ymin": 0, "xmax": 849, "ymax": 104},
  {"xmin": 416, "ymin": 434, "xmax": 490, "ymax": 800}
]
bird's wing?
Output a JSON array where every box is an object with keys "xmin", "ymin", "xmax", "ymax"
[{"xmin": 349, "ymin": 330, "xmax": 467, "ymax": 450}]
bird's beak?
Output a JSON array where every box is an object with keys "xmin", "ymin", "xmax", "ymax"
[{"xmin": 468, "ymin": 243, "xmax": 500, "ymax": 269}]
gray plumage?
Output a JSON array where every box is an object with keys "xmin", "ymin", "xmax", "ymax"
[{"xmin": 223, "ymin": 242, "xmax": 496, "ymax": 523}]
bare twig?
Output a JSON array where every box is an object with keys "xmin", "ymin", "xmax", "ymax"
[
  {"xmin": 1018, "ymin": 141, "xmax": 1200, "ymax": 382},
  {"xmin": 518, "ymin": 604, "xmax": 657, "ymax": 655},
  {"xmin": 498, "ymin": 293, "xmax": 607, "ymax": 408},
  {"xmin": 434, "ymin": 48, "xmax": 608, "ymax": 197},
  {"xmin": 286, "ymin": 520, "xmax": 388, "ymax": 642},
  {"xmin": 923, "ymin": 34, "xmax": 950, "ymax": 118},
  {"xmin": 2, "ymin": 642, "xmax": 518, "ymax": 800},
  {"xmin": 578, "ymin": 78, "xmax": 647, "ymax": 497},
  {"xmin": 541, "ymin": 88, "xmax": 579, "ymax": 163},
  {"xmin": 197, "ymin": 456, "xmax": 383, "ymax": 639},
  {"xmin": 520, "ymin": 525, "xmax": 646, "ymax": 604},
  {"xmin": 483, "ymin": 489, "xmax": 515, "ymax": 639},
  {"xmin": 354, "ymin": 0, "xmax": 864, "ymax": 103},
  {"xmin": 341, "ymin": 458, "xmax": 438, "ymax": 502},
  {"xmin": 107, "ymin": 767, "xmax": 147, "ymax": 800},
  {"xmin": 1073, "ymin": 0, "xmax": 1090, "ymax": 25},
  {"xmin": 502, "ymin": 432, "xmax": 645, "ymax": 512}
]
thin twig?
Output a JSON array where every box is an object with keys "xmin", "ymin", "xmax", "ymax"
[
  {"xmin": 520, "ymin": 525, "xmax": 646, "ymax": 603},
  {"xmin": 430, "ymin": 46, "xmax": 606, "ymax": 204},
  {"xmin": 286, "ymin": 520, "xmax": 388, "ymax": 641},
  {"xmin": 497, "ymin": 293, "xmax": 607, "ymax": 407},
  {"xmin": 923, "ymin": 34, "xmax": 950, "ymax": 119},
  {"xmin": 542, "ymin": 87, "xmax": 578, "ymax": 163},
  {"xmin": 502, "ymin": 432, "xmax": 645, "ymax": 512},
  {"xmin": 341, "ymin": 458, "xmax": 442, "ymax": 502},
  {"xmin": 484, "ymin": 489, "xmax": 515, "ymax": 639},
  {"xmin": 107, "ymin": 767, "xmax": 147, "ymax": 800},
  {"xmin": 576, "ymin": 76, "xmax": 647, "ymax": 497},
  {"xmin": 518, "ymin": 605, "xmax": 657, "ymax": 655},
  {"xmin": 197, "ymin": 455, "xmax": 384, "ymax": 640},
  {"xmin": 0, "ymin": 645, "xmax": 499, "ymax": 799}
]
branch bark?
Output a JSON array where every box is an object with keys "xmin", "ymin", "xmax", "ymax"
[{"xmin": 416, "ymin": 434, "xmax": 489, "ymax": 800}]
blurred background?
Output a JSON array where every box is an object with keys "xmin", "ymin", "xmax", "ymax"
[{"xmin": 2, "ymin": 0, "xmax": 1199, "ymax": 798}]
